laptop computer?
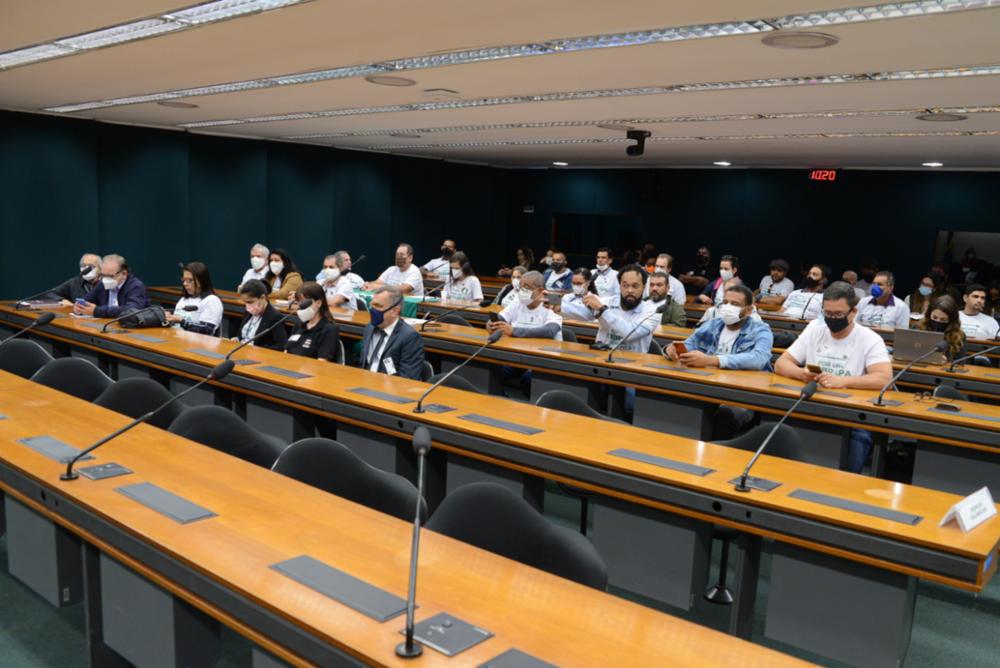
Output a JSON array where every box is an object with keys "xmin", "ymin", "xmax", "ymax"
[{"xmin": 892, "ymin": 328, "xmax": 946, "ymax": 365}]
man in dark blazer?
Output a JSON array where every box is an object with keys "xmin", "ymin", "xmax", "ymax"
[
  {"xmin": 73, "ymin": 253, "xmax": 151, "ymax": 318},
  {"xmin": 361, "ymin": 286, "xmax": 425, "ymax": 381}
]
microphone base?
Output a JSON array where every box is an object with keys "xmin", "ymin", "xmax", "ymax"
[
  {"xmin": 867, "ymin": 398, "xmax": 904, "ymax": 407},
  {"xmin": 946, "ymin": 367, "xmax": 969, "ymax": 374},
  {"xmin": 395, "ymin": 640, "xmax": 423, "ymax": 659},
  {"xmin": 412, "ymin": 406, "xmax": 426, "ymax": 414},
  {"xmin": 60, "ymin": 471, "xmax": 79, "ymax": 481},
  {"xmin": 729, "ymin": 475, "xmax": 781, "ymax": 492}
]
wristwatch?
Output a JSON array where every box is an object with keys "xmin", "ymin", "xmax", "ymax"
[{"xmin": 595, "ymin": 305, "xmax": 608, "ymax": 318}]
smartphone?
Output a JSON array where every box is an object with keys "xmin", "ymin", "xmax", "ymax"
[
  {"xmin": 74, "ymin": 298, "xmax": 87, "ymax": 306},
  {"xmin": 807, "ymin": 363, "xmax": 822, "ymax": 374},
  {"xmin": 674, "ymin": 342, "xmax": 687, "ymax": 355},
  {"xmin": 488, "ymin": 312, "xmax": 500, "ymax": 323},
  {"xmin": 544, "ymin": 292, "xmax": 561, "ymax": 306}
]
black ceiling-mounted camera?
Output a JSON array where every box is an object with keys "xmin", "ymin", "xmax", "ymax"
[{"xmin": 626, "ymin": 130, "xmax": 651, "ymax": 156}]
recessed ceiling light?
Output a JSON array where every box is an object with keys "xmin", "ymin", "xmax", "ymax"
[
  {"xmin": 156, "ymin": 100, "xmax": 199, "ymax": 108},
  {"xmin": 915, "ymin": 112, "xmax": 968, "ymax": 122},
  {"xmin": 552, "ymin": 161, "xmax": 569, "ymax": 166},
  {"xmin": 713, "ymin": 161, "xmax": 732, "ymax": 167},
  {"xmin": 389, "ymin": 132, "xmax": 422, "ymax": 139},
  {"xmin": 761, "ymin": 31, "xmax": 839, "ymax": 49},
  {"xmin": 922, "ymin": 162, "xmax": 944, "ymax": 167},
  {"xmin": 596, "ymin": 123, "xmax": 635, "ymax": 131},
  {"xmin": 364, "ymin": 75, "xmax": 417, "ymax": 87}
]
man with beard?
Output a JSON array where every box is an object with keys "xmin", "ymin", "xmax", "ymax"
[
  {"xmin": 421, "ymin": 239, "xmax": 457, "ymax": 282},
  {"xmin": 646, "ymin": 271, "xmax": 687, "ymax": 327},
  {"xmin": 583, "ymin": 264, "xmax": 660, "ymax": 354}
]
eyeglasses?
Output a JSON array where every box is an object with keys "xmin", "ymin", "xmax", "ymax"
[{"xmin": 821, "ymin": 310, "xmax": 851, "ymax": 319}]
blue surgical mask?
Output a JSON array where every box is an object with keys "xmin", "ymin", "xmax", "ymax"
[
  {"xmin": 870, "ymin": 285, "xmax": 884, "ymax": 299},
  {"xmin": 370, "ymin": 300, "xmax": 400, "ymax": 328},
  {"xmin": 918, "ymin": 285, "xmax": 933, "ymax": 297}
]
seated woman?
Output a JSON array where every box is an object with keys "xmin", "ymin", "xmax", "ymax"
[
  {"xmin": 904, "ymin": 272, "xmax": 943, "ymax": 322},
  {"xmin": 265, "ymin": 248, "xmax": 303, "ymax": 301},
  {"xmin": 494, "ymin": 266, "xmax": 527, "ymax": 307},
  {"xmin": 916, "ymin": 294, "xmax": 966, "ymax": 362},
  {"xmin": 284, "ymin": 282, "xmax": 341, "ymax": 362},
  {"xmin": 168, "ymin": 261, "xmax": 223, "ymax": 336},
  {"xmin": 498, "ymin": 246, "xmax": 535, "ymax": 277},
  {"xmin": 445, "ymin": 251, "xmax": 484, "ymax": 302},
  {"xmin": 235, "ymin": 279, "xmax": 288, "ymax": 350},
  {"xmin": 553, "ymin": 267, "xmax": 599, "ymax": 321}
]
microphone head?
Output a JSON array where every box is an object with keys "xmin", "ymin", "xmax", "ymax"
[
  {"xmin": 36, "ymin": 312, "xmax": 56, "ymax": 326},
  {"xmin": 933, "ymin": 339, "xmax": 949, "ymax": 352},
  {"xmin": 353, "ymin": 255, "xmax": 366, "ymax": 264},
  {"xmin": 801, "ymin": 380, "xmax": 819, "ymax": 399},
  {"xmin": 182, "ymin": 305, "xmax": 199, "ymax": 312},
  {"xmin": 479, "ymin": 299, "xmax": 493, "ymax": 308},
  {"xmin": 412, "ymin": 426, "xmax": 432, "ymax": 456},
  {"xmin": 487, "ymin": 329, "xmax": 503, "ymax": 344},
  {"xmin": 296, "ymin": 298, "xmax": 314, "ymax": 310},
  {"xmin": 211, "ymin": 359, "xmax": 235, "ymax": 380}
]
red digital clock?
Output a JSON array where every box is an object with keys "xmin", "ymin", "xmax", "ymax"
[{"xmin": 809, "ymin": 169, "xmax": 838, "ymax": 181}]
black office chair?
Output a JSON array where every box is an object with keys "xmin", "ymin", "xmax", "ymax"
[
  {"xmin": 706, "ymin": 424, "xmax": 805, "ymax": 604},
  {"xmin": 356, "ymin": 299, "xmax": 368, "ymax": 312},
  {"xmin": 933, "ymin": 384, "xmax": 968, "ymax": 402},
  {"xmin": 0, "ymin": 339, "xmax": 53, "ymax": 379},
  {"xmin": 421, "ymin": 361, "xmax": 435, "ymax": 382},
  {"xmin": 427, "ymin": 482, "xmax": 607, "ymax": 590},
  {"xmin": 30, "ymin": 357, "xmax": 113, "ymax": 402},
  {"xmin": 561, "ymin": 327, "xmax": 578, "ymax": 343},
  {"xmin": 168, "ymin": 406, "xmax": 286, "ymax": 468},
  {"xmin": 427, "ymin": 372, "xmax": 481, "ymax": 394},
  {"xmin": 771, "ymin": 330, "xmax": 798, "ymax": 349},
  {"xmin": 94, "ymin": 378, "xmax": 187, "ymax": 430},
  {"xmin": 272, "ymin": 438, "xmax": 426, "ymax": 522},
  {"xmin": 711, "ymin": 405, "xmax": 757, "ymax": 441},
  {"xmin": 436, "ymin": 314, "xmax": 473, "ymax": 328},
  {"xmin": 971, "ymin": 355, "xmax": 992, "ymax": 367}
]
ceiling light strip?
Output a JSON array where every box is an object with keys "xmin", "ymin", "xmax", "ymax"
[
  {"xmin": 176, "ymin": 63, "xmax": 1000, "ymax": 129},
  {"xmin": 37, "ymin": 0, "xmax": 1000, "ymax": 112},
  {"xmin": 0, "ymin": 0, "xmax": 312, "ymax": 71}
]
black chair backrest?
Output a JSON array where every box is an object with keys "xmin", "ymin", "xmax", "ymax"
[
  {"xmin": 427, "ymin": 372, "xmax": 482, "ymax": 394},
  {"xmin": 771, "ymin": 330, "xmax": 798, "ymax": 349},
  {"xmin": 933, "ymin": 384, "xmax": 968, "ymax": 401},
  {"xmin": 535, "ymin": 389, "xmax": 608, "ymax": 421},
  {"xmin": 437, "ymin": 313, "xmax": 472, "ymax": 328},
  {"xmin": 356, "ymin": 299, "xmax": 368, "ymax": 312},
  {"xmin": 94, "ymin": 378, "xmax": 187, "ymax": 430},
  {"xmin": 0, "ymin": 339, "xmax": 53, "ymax": 379},
  {"xmin": 427, "ymin": 482, "xmax": 607, "ymax": 589},
  {"xmin": 421, "ymin": 361, "xmax": 435, "ymax": 382},
  {"xmin": 30, "ymin": 357, "xmax": 113, "ymax": 402},
  {"xmin": 971, "ymin": 355, "xmax": 992, "ymax": 367},
  {"xmin": 561, "ymin": 327, "xmax": 578, "ymax": 343},
  {"xmin": 272, "ymin": 438, "xmax": 426, "ymax": 522},
  {"xmin": 168, "ymin": 405, "xmax": 286, "ymax": 468},
  {"xmin": 715, "ymin": 423, "xmax": 806, "ymax": 463}
]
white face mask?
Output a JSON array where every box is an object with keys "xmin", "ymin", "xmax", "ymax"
[
  {"xmin": 596, "ymin": 261, "xmax": 608, "ymax": 270},
  {"xmin": 101, "ymin": 276, "xmax": 119, "ymax": 290},
  {"xmin": 451, "ymin": 268, "xmax": 463, "ymax": 280},
  {"xmin": 511, "ymin": 278, "xmax": 521, "ymax": 291},
  {"xmin": 317, "ymin": 267, "xmax": 339, "ymax": 282},
  {"xmin": 250, "ymin": 256, "xmax": 266, "ymax": 271},
  {"xmin": 269, "ymin": 261, "xmax": 284, "ymax": 275},
  {"xmin": 718, "ymin": 303, "xmax": 744, "ymax": 326},
  {"xmin": 719, "ymin": 269, "xmax": 734, "ymax": 282},
  {"xmin": 572, "ymin": 284, "xmax": 587, "ymax": 296},
  {"xmin": 81, "ymin": 266, "xmax": 98, "ymax": 282},
  {"xmin": 517, "ymin": 288, "xmax": 534, "ymax": 304},
  {"xmin": 296, "ymin": 306, "xmax": 317, "ymax": 322}
]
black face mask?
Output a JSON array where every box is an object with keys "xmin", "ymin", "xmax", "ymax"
[
  {"xmin": 928, "ymin": 320, "xmax": 948, "ymax": 333},
  {"xmin": 621, "ymin": 294, "xmax": 641, "ymax": 311},
  {"xmin": 802, "ymin": 276, "xmax": 820, "ymax": 290},
  {"xmin": 825, "ymin": 315, "xmax": 850, "ymax": 333},
  {"xmin": 861, "ymin": 272, "xmax": 876, "ymax": 282},
  {"xmin": 441, "ymin": 247, "xmax": 454, "ymax": 257},
  {"xmin": 551, "ymin": 261, "xmax": 566, "ymax": 271}
]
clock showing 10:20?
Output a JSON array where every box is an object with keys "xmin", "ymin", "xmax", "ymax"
[{"xmin": 809, "ymin": 169, "xmax": 838, "ymax": 181}]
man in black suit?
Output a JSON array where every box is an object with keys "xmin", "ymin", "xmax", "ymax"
[{"xmin": 361, "ymin": 286, "xmax": 425, "ymax": 380}]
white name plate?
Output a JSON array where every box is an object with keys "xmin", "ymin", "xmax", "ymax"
[{"xmin": 939, "ymin": 486, "xmax": 998, "ymax": 533}]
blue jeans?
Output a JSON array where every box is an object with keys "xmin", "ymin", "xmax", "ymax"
[{"xmin": 847, "ymin": 429, "xmax": 873, "ymax": 474}]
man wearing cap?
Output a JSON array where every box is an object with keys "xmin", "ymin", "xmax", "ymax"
[{"xmin": 757, "ymin": 259, "xmax": 795, "ymax": 305}]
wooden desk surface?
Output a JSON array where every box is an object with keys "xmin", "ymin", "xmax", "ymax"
[
  {"xmin": 4, "ymin": 306, "xmax": 998, "ymax": 593},
  {"xmin": 0, "ymin": 372, "xmax": 809, "ymax": 667}
]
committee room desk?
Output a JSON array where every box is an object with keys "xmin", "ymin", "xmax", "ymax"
[
  {"xmin": 1, "ymin": 305, "xmax": 998, "ymax": 667},
  {"xmin": 0, "ymin": 373, "xmax": 807, "ymax": 668}
]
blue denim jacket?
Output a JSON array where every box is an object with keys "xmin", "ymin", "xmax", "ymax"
[
  {"xmin": 683, "ymin": 316, "xmax": 774, "ymax": 371},
  {"xmin": 543, "ymin": 268, "xmax": 572, "ymax": 292}
]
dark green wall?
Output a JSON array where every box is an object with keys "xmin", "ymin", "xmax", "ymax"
[{"xmin": 2, "ymin": 109, "xmax": 998, "ymax": 301}]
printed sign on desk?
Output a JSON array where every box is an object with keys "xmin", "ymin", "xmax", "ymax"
[{"xmin": 939, "ymin": 486, "xmax": 998, "ymax": 533}]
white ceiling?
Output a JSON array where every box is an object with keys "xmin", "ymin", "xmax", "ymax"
[{"xmin": 3, "ymin": 0, "xmax": 1000, "ymax": 169}]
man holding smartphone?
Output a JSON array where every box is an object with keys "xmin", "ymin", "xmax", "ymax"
[
  {"xmin": 583, "ymin": 264, "xmax": 658, "ymax": 354},
  {"xmin": 774, "ymin": 281, "xmax": 892, "ymax": 473}
]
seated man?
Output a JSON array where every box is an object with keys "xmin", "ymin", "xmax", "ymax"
[
  {"xmin": 856, "ymin": 270, "xmax": 909, "ymax": 331},
  {"xmin": 421, "ymin": 239, "xmax": 457, "ymax": 282},
  {"xmin": 841, "ymin": 270, "xmax": 867, "ymax": 300},
  {"xmin": 646, "ymin": 271, "xmax": 687, "ymax": 327},
  {"xmin": 542, "ymin": 251, "xmax": 572, "ymax": 292},
  {"xmin": 698, "ymin": 278, "xmax": 762, "ymax": 324},
  {"xmin": 51, "ymin": 253, "xmax": 101, "ymax": 304},
  {"xmin": 774, "ymin": 281, "xmax": 892, "ymax": 474},
  {"xmin": 365, "ymin": 243, "xmax": 424, "ymax": 296},
  {"xmin": 644, "ymin": 253, "xmax": 687, "ymax": 304},
  {"xmin": 665, "ymin": 284, "xmax": 773, "ymax": 370},
  {"xmin": 316, "ymin": 252, "xmax": 358, "ymax": 311},
  {"xmin": 779, "ymin": 264, "xmax": 830, "ymax": 320},
  {"xmin": 73, "ymin": 254, "xmax": 150, "ymax": 318},
  {"xmin": 591, "ymin": 247, "xmax": 620, "ymax": 298},
  {"xmin": 360, "ymin": 286, "xmax": 425, "ymax": 380},
  {"xmin": 757, "ymin": 258, "xmax": 794, "ymax": 305},
  {"xmin": 583, "ymin": 264, "xmax": 659, "ymax": 354},
  {"xmin": 697, "ymin": 254, "xmax": 739, "ymax": 305},
  {"xmin": 336, "ymin": 249, "xmax": 365, "ymax": 289},
  {"xmin": 958, "ymin": 283, "xmax": 1000, "ymax": 340},
  {"xmin": 239, "ymin": 243, "xmax": 270, "ymax": 290}
]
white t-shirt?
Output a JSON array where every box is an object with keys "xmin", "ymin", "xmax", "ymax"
[
  {"xmin": 346, "ymin": 272, "xmax": 365, "ymax": 289},
  {"xmin": 325, "ymin": 277, "xmax": 358, "ymax": 310},
  {"xmin": 592, "ymin": 267, "xmax": 620, "ymax": 297},
  {"xmin": 175, "ymin": 294, "xmax": 224, "ymax": 332},
  {"xmin": 758, "ymin": 275, "xmax": 794, "ymax": 298},
  {"xmin": 239, "ymin": 267, "xmax": 268, "ymax": 289},
  {"xmin": 499, "ymin": 300, "xmax": 563, "ymax": 341},
  {"xmin": 500, "ymin": 288, "xmax": 519, "ymax": 307},
  {"xmin": 595, "ymin": 297, "xmax": 658, "ymax": 353},
  {"xmin": 958, "ymin": 311, "xmax": 1000, "ymax": 340},
  {"xmin": 856, "ymin": 296, "xmax": 910, "ymax": 331},
  {"xmin": 560, "ymin": 293, "xmax": 596, "ymax": 321},
  {"xmin": 421, "ymin": 257, "xmax": 451, "ymax": 282},
  {"xmin": 786, "ymin": 319, "xmax": 890, "ymax": 377},
  {"xmin": 544, "ymin": 269, "xmax": 571, "ymax": 290},
  {"xmin": 780, "ymin": 289, "xmax": 823, "ymax": 320},
  {"xmin": 377, "ymin": 264, "xmax": 424, "ymax": 297},
  {"xmin": 717, "ymin": 326, "xmax": 740, "ymax": 355},
  {"xmin": 445, "ymin": 275, "xmax": 483, "ymax": 302}
]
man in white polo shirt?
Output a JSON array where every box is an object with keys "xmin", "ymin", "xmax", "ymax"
[
  {"xmin": 855, "ymin": 270, "xmax": 910, "ymax": 331},
  {"xmin": 421, "ymin": 239, "xmax": 457, "ymax": 282},
  {"xmin": 591, "ymin": 247, "xmax": 620, "ymax": 298},
  {"xmin": 365, "ymin": 243, "xmax": 424, "ymax": 297},
  {"xmin": 959, "ymin": 284, "xmax": 1000, "ymax": 340},
  {"xmin": 775, "ymin": 281, "xmax": 892, "ymax": 474}
]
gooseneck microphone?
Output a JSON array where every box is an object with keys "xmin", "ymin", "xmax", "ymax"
[
  {"xmin": 61, "ymin": 360, "xmax": 235, "ymax": 481},
  {"xmin": 947, "ymin": 343, "xmax": 1000, "ymax": 373},
  {"xmin": 224, "ymin": 299, "xmax": 312, "ymax": 360},
  {"xmin": 734, "ymin": 381, "xmax": 818, "ymax": 492},
  {"xmin": 413, "ymin": 330, "xmax": 502, "ymax": 413},
  {"xmin": 606, "ymin": 303, "xmax": 667, "ymax": 362},
  {"xmin": 871, "ymin": 339, "xmax": 949, "ymax": 406},
  {"xmin": 0, "ymin": 311, "xmax": 56, "ymax": 346},
  {"xmin": 419, "ymin": 301, "xmax": 487, "ymax": 331},
  {"xmin": 396, "ymin": 427, "xmax": 432, "ymax": 659},
  {"xmin": 14, "ymin": 273, "xmax": 85, "ymax": 309}
]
